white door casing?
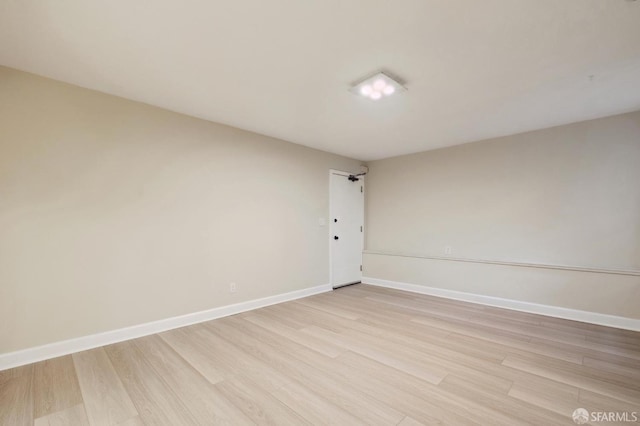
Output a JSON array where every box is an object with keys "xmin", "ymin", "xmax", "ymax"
[{"xmin": 329, "ymin": 170, "xmax": 364, "ymax": 288}]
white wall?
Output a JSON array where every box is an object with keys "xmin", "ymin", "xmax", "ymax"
[
  {"xmin": 364, "ymin": 111, "xmax": 640, "ymax": 319},
  {"xmin": 0, "ymin": 66, "xmax": 362, "ymax": 354}
]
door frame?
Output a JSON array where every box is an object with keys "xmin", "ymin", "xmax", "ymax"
[{"xmin": 329, "ymin": 169, "xmax": 365, "ymax": 289}]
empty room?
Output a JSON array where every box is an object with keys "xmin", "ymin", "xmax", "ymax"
[{"xmin": 1, "ymin": 1, "xmax": 639, "ymax": 425}]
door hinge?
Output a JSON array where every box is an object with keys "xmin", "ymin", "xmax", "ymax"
[
  {"xmin": 360, "ymin": 226, "xmax": 363, "ymax": 232},
  {"xmin": 360, "ymin": 265, "xmax": 363, "ymax": 271},
  {"xmin": 361, "ymin": 186, "xmax": 363, "ymax": 193}
]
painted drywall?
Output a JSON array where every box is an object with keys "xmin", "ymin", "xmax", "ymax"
[
  {"xmin": 0, "ymin": 66, "xmax": 362, "ymax": 354},
  {"xmin": 364, "ymin": 111, "xmax": 640, "ymax": 319}
]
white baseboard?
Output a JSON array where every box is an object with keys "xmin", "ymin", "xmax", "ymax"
[
  {"xmin": 362, "ymin": 277, "xmax": 640, "ymax": 332},
  {"xmin": 0, "ymin": 284, "xmax": 332, "ymax": 371}
]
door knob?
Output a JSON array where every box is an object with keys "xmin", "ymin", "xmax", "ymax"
[{"xmin": 334, "ymin": 236, "xmax": 339, "ymax": 240}]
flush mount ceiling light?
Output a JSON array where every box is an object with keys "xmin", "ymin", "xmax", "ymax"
[{"xmin": 350, "ymin": 71, "xmax": 406, "ymax": 101}]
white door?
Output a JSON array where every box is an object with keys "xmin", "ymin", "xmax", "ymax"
[{"xmin": 330, "ymin": 170, "xmax": 364, "ymax": 288}]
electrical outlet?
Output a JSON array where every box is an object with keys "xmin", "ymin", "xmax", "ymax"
[
  {"xmin": 229, "ymin": 282, "xmax": 237, "ymax": 293},
  {"xmin": 444, "ymin": 246, "xmax": 452, "ymax": 255}
]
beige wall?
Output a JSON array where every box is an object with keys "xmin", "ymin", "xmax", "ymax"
[
  {"xmin": 0, "ymin": 66, "xmax": 362, "ymax": 353},
  {"xmin": 2, "ymin": 64, "xmax": 639, "ymax": 355},
  {"xmin": 364, "ymin": 111, "xmax": 640, "ymax": 319}
]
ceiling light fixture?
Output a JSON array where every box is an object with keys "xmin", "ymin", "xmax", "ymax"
[{"xmin": 350, "ymin": 71, "xmax": 406, "ymax": 101}]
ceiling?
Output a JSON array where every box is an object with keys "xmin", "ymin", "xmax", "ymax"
[{"xmin": 1, "ymin": 1, "xmax": 639, "ymax": 161}]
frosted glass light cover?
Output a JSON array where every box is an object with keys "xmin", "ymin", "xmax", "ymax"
[
  {"xmin": 373, "ymin": 79, "xmax": 386, "ymax": 91},
  {"xmin": 350, "ymin": 72, "xmax": 406, "ymax": 100}
]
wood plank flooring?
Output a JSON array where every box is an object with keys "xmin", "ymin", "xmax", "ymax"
[{"xmin": 1, "ymin": 284, "xmax": 639, "ymax": 425}]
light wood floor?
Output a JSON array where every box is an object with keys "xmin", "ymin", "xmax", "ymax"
[{"xmin": 1, "ymin": 284, "xmax": 639, "ymax": 425}]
